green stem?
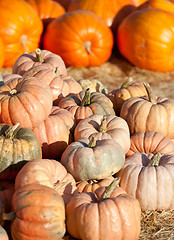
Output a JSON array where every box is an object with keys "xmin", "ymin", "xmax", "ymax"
[
  {"xmin": 143, "ymin": 82, "xmax": 156, "ymax": 104},
  {"xmin": 88, "ymin": 136, "xmax": 96, "ymax": 148},
  {"xmin": 81, "ymin": 88, "xmax": 91, "ymax": 106},
  {"xmin": 35, "ymin": 48, "xmax": 43, "ymax": 63},
  {"xmin": 2, "ymin": 212, "xmax": 16, "ymax": 221},
  {"xmin": 148, "ymin": 152, "xmax": 161, "ymax": 166},
  {"xmin": 99, "ymin": 178, "xmax": 120, "ymax": 201},
  {"xmin": 5, "ymin": 123, "xmax": 20, "ymax": 139},
  {"xmin": 98, "ymin": 116, "xmax": 107, "ymax": 133},
  {"xmin": 120, "ymin": 77, "xmax": 133, "ymax": 89}
]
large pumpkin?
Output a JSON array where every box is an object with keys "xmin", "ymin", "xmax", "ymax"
[
  {"xmin": 117, "ymin": 8, "xmax": 174, "ymax": 72},
  {"xmin": 61, "ymin": 137, "xmax": 125, "ymax": 181},
  {"xmin": 0, "ymin": 0, "xmax": 43, "ymax": 67},
  {"xmin": 117, "ymin": 152, "xmax": 174, "ymax": 210},
  {"xmin": 0, "ymin": 76, "xmax": 53, "ymax": 129},
  {"xmin": 138, "ymin": 0, "xmax": 174, "ymax": 13},
  {"xmin": 43, "ymin": 10, "xmax": 114, "ymax": 67},
  {"xmin": 68, "ymin": 0, "xmax": 135, "ymax": 26}
]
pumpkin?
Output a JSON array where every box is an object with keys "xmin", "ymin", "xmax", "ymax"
[
  {"xmin": 76, "ymin": 176, "xmax": 115, "ymax": 193},
  {"xmin": 117, "ymin": 8, "xmax": 174, "ymax": 72},
  {"xmin": 138, "ymin": 0, "xmax": 174, "ymax": 14},
  {"xmin": 127, "ymin": 131, "xmax": 174, "ymax": 157},
  {"xmin": 133, "ymin": 0, "xmax": 147, "ymax": 6},
  {"xmin": 12, "ymin": 48, "xmax": 67, "ymax": 77},
  {"xmin": 55, "ymin": 0, "xmax": 73, "ymax": 10},
  {"xmin": 43, "ymin": 10, "xmax": 114, "ymax": 67},
  {"xmin": 58, "ymin": 89, "xmax": 115, "ymax": 124},
  {"xmin": 0, "ymin": 225, "xmax": 9, "ymax": 240},
  {"xmin": 66, "ymin": 179, "xmax": 141, "ymax": 240},
  {"xmin": 15, "ymin": 158, "xmax": 77, "ymax": 206},
  {"xmin": 3, "ymin": 184, "xmax": 66, "ymax": 240},
  {"xmin": 32, "ymin": 106, "xmax": 74, "ymax": 159},
  {"xmin": 68, "ymin": 0, "xmax": 135, "ymax": 27},
  {"xmin": 0, "ymin": 76, "xmax": 53, "ymax": 129},
  {"xmin": 61, "ymin": 137, "xmax": 125, "ymax": 181},
  {"xmin": 0, "ymin": 38, "xmax": 4, "ymax": 70},
  {"xmin": 117, "ymin": 152, "xmax": 174, "ymax": 210},
  {"xmin": 107, "ymin": 77, "xmax": 147, "ymax": 116},
  {"xmin": 0, "ymin": 181, "xmax": 15, "ymax": 213},
  {"xmin": 78, "ymin": 78, "xmax": 108, "ymax": 94},
  {"xmin": 0, "ymin": 0, "xmax": 43, "ymax": 67},
  {"xmin": 0, "ymin": 123, "xmax": 41, "ymax": 176},
  {"xmin": 74, "ymin": 114, "xmax": 130, "ymax": 154},
  {"xmin": 120, "ymin": 83, "xmax": 174, "ymax": 138},
  {"xmin": 23, "ymin": 65, "xmax": 82, "ymax": 103}
]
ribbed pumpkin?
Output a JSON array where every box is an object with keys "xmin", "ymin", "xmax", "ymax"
[
  {"xmin": 117, "ymin": 152, "xmax": 174, "ymax": 210},
  {"xmin": 66, "ymin": 180, "xmax": 141, "ymax": 240},
  {"xmin": 6, "ymin": 184, "xmax": 66, "ymax": 240},
  {"xmin": 15, "ymin": 158, "xmax": 77, "ymax": 206},
  {"xmin": 61, "ymin": 137, "xmax": 125, "ymax": 181},
  {"xmin": 0, "ymin": 0, "xmax": 43, "ymax": 67},
  {"xmin": 117, "ymin": 8, "xmax": 174, "ymax": 72},
  {"xmin": 74, "ymin": 114, "xmax": 130, "ymax": 154},
  {"xmin": 58, "ymin": 89, "xmax": 115, "ymax": 124},
  {"xmin": 12, "ymin": 48, "xmax": 67, "ymax": 77},
  {"xmin": 127, "ymin": 131, "xmax": 174, "ymax": 157},
  {"xmin": 0, "ymin": 76, "xmax": 53, "ymax": 129},
  {"xmin": 43, "ymin": 10, "xmax": 114, "ymax": 67},
  {"xmin": 32, "ymin": 106, "xmax": 74, "ymax": 159},
  {"xmin": 68, "ymin": 0, "xmax": 135, "ymax": 26}
]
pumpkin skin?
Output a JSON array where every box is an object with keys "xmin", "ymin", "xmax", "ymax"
[
  {"xmin": 11, "ymin": 184, "xmax": 66, "ymax": 240},
  {"xmin": 0, "ymin": 0, "xmax": 43, "ymax": 67},
  {"xmin": 74, "ymin": 114, "xmax": 130, "ymax": 154},
  {"xmin": 138, "ymin": 0, "xmax": 174, "ymax": 14},
  {"xmin": 127, "ymin": 131, "xmax": 174, "ymax": 157},
  {"xmin": 12, "ymin": 48, "xmax": 67, "ymax": 77},
  {"xmin": 61, "ymin": 137, "xmax": 125, "ymax": 181},
  {"xmin": 116, "ymin": 152, "xmax": 174, "ymax": 210},
  {"xmin": 120, "ymin": 94, "xmax": 174, "ymax": 138},
  {"xmin": 43, "ymin": 10, "xmax": 114, "ymax": 67},
  {"xmin": 0, "ymin": 225, "xmax": 9, "ymax": 240},
  {"xmin": 66, "ymin": 184, "xmax": 141, "ymax": 240},
  {"xmin": 15, "ymin": 158, "xmax": 77, "ymax": 206},
  {"xmin": 32, "ymin": 106, "xmax": 74, "ymax": 159},
  {"xmin": 54, "ymin": 0, "xmax": 73, "ymax": 10},
  {"xmin": 0, "ymin": 76, "xmax": 53, "ymax": 129},
  {"xmin": 107, "ymin": 78, "xmax": 147, "ymax": 116},
  {"xmin": 0, "ymin": 181, "xmax": 15, "ymax": 213},
  {"xmin": 117, "ymin": 8, "xmax": 174, "ymax": 72},
  {"xmin": 0, "ymin": 123, "xmax": 41, "ymax": 174},
  {"xmin": 58, "ymin": 90, "xmax": 115, "ymax": 124},
  {"xmin": 68, "ymin": 0, "xmax": 135, "ymax": 27},
  {"xmin": 0, "ymin": 38, "xmax": 4, "ymax": 69}
]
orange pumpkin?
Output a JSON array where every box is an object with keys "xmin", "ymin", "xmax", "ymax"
[
  {"xmin": 133, "ymin": 0, "xmax": 147, "ymax": 6},
  {"xmin": 0, "ymin": 0, "xmax": 43, "ymax": 67},
  {"xmin": 138, "ymin": 0, "xmax": 174, "ymax": 13},
  {"xmin": 55, "ymin": 0, "xmax": 73, "ymax": 10},
  {"xmin": 68, "ymin": 0, "xmax": 135, "ymax": 26},
  {"xmin": 117, "ymin": 8, "xmax": 174, "ymax": 72},
  {"xmin": 43, "ymin": 10, "xmax": 114, "ymax": 67},
  {"xmin": 0, "ymin": 38, "xmax": 4, "ymax": 70}
]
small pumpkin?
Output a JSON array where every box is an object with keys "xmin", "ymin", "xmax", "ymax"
[
  {"xmin": 15, "ymin": 158, "xmax": 77, "ymax": 206},
  {"xmin": 66, "ymin": 179, "xmax": 141, "ymax": 240},
  {"xmin": 12, "ymin": 48, "xmax": 67, "ymax": 77},
  {"xmin": 32, "ymin": 106, "xmax": 74, "ymax": 159},
  {"xmin": 61, "ymin": 137, "xmax": 125, "ymax": 181},
  {"xmin": 43, "ymin": 10, "xmax": 114, "ymax": 67},
  {"xmin": 0, "ymin": 0, "xmax": 43, "ymax": 67},
  {"xmin": 74, "ymin": 114, "xmax": 130, "ymax": 154},
  {"xmin": 117, "ymin": 152, "xmax": 174, "ymax": 210},
  {"xmin": 58, "ymin": 89, "xmax": 115, "ymax": 124},
  {"xmin": 127, "ymin": 130, "xmax": 174, "ymax": 157},
  {"xmin": 0, "ymin": 75, "xmax": 53, "ymax": 129}
]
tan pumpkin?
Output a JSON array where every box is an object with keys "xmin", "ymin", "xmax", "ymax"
[
  {"xmin": 66, "ymin": 179, "xmax": 141, "ymax": 240},
  {"xmin": 120, "ymin": 83, "xmax": 174, "ymax": 138},
  {"xmin": 78, "ymin": 78, "xmax": 108, "ymax": 94},
  {"xmin": 74, "ymin": 114, "xmax": 130, "ymax": 154},
  {"xmin": 15, "ymin": 158, "xmax": 77, "ymax": 206},
  {"xmin": 32, "ymin": 106, "xmax": 74, "ymax": 159},
  {"xmin": 0, "ymin": 75, "xmax": 53, "ymax": 129},
  {"xmin": 0, "ymin": 225, "xmax": 9, "ymax": 240},
  {"xmin": 127, "ymin": 130, "xmax": 174, "ymax": 157},
  {"xmin": 117, "ymin": 152, "xmax": 174, "ymax": 210},
  {"xmin": 12, "ymin": 48, "xmax": 67, "ymax": 77}
]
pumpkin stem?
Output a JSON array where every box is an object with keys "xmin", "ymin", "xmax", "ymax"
[
  {"xmin": 88, "ymin": 136, "xmax": 96, "ymax": 148},
  {"xmin": 99, "ymin": 178, "xmax": 120, "ymax": 201},
  {"xmin": 54, "ymin": 67, "xmax": 60, "ymax": 77},
  {"xmin": 98, "ymin": 116, "xmax": 107, "ymax": 132},
  {"xmin": 148, "ymin": 152, "xmax": 161, "ymax": 166},
  {"xmin": 5, "ymin": 123, "xmax": 20, "ymax": 139},
  {"xmin": 84, "ymin": 41, "xmax": 92, "ymax": 55},
  {"xmin": 120, "ymin": 77, "xmax": 133, "ymax": 89},
  {"xmin": 81, "ymin": 88, "xmax": 91, "ymax": 106},
  {"xmin": 35, "ymin": 48, "xmax": 44, "ymax": 63},
  {"xmin": 143, "ymin": 83, "xmax": 156, "ymax": 104},
  {"xmin": 0, "ymin": 74, "xmax": 4, "ymax": 87},
  {"xmin": 2, "ymin": 212, "xmax": 16, "ymax": 221},
  {"xmin": 9, "ymin": 89, "xmax": 18, "ymax": 95}
]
